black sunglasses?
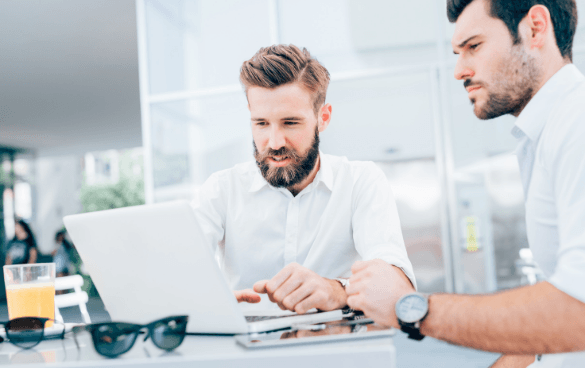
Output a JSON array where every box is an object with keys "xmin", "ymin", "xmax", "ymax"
[
  {"xmin": 72, "ymin": 315, "xmax": 189, "ymax": 358},
  {"xmin": 0, "ymin": 317, "xmax": 65, "ymax": 349}
]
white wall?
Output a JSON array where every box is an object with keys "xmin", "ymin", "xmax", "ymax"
[{"xmin": 34, "ymin": 156, "xmax": 83, "ymax": 254}]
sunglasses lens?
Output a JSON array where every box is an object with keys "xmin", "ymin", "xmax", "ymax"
[
  {"xmin": 91, "ymin": 323, "xmax": 140, "ymax": 358},
  {"xmin": 150, "ymin": 317, "xmax": 188, "ymax": 351},
  {"xmin": 5, "ymin": 317, "xmax": 46, "ymax": 349}
]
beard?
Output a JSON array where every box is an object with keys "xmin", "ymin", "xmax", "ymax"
[
  {"xmin": 466, "ymin": 42, "xmax": 542, "ymax": 120},
  {"xmin": 254, "ymin": 127, "xmax": 320, "ymax": 189}
]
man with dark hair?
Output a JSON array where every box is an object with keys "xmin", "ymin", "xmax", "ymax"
[
  {"xmin": 347, "ymin": 1, "xmax": 585, "ymax": 367},
  {"xmin": 192, "ymin": 44, "xmax": 415, "ymax": 314},
  {"xmin": 447, "ymin": 0, "xmax": 577, "ymax": 61}
]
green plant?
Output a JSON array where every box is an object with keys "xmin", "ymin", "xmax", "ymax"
[
  {"xmin": 80, "ymin": 176, "xmax": 145, "ymax": 213},
  {"xmin": 80, "ymin": 150, "xmax": 145, "ymax": 213}
]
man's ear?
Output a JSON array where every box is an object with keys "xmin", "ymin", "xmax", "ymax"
[
  {"xmin": 526, "ymin": 5, "xmax": 552, "ymax": 50},
  {"xmin": 318, "ymin": 103, "xmax": 332, "ymax": 133}
]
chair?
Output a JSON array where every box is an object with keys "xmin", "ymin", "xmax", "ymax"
[{"xmin": 54, "ymin": 275, "xmax": 91, "ymax": 324}]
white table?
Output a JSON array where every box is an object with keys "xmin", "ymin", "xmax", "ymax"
[{"xmin": 0, "ymin": 331, "xmax": 395, "ymax": 368}]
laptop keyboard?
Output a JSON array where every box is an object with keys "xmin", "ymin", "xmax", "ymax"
[
  {"xmin": 246, "ymin": 309, "xmax": 361, "ymax": 323},
  {"xmin": 245, "ymin": 315, "xmax": 288, "ymax": 323}
]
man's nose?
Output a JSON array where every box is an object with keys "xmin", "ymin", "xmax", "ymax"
[
  {"xmin": 268, "ymin": 126, "xmax": 286, "ymax": 150},
  {"xmin": 454, "ymin": 57, "xmax": 474, "ymax": 81}
]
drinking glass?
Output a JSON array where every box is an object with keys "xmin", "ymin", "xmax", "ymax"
[{"xmin": 3, "ymin": 264, "xmax": 56, "ymax": 328}]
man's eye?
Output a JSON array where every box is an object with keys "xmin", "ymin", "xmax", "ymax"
[
  {"xmin": 469, "ymin": 43, "xmax": 480, "ymax": 50},
  {"xmin": 284, "ymin": 121, "xmax": 298, "ymax": 125},
  {"xmin": 255, "ymin": 122, "xmax": 266, "ymax": 126}
]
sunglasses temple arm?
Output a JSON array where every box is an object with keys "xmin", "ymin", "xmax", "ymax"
[
  {"xmin": 141, "ymin": 330, "xmax": 150, "ymax": 342},
  {"xmin": 143, "ymin": 346, "xmax": 152, "ymax": 358}
]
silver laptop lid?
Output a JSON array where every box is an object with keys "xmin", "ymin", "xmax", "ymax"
[{"xmin": 63, "ymin": 201, "xmax": 248, "ymax": 334}]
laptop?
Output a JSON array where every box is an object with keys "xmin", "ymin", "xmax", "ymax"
[{"xmin": 63, "ymin": 201, "xmax": 343, "ymax": 334}]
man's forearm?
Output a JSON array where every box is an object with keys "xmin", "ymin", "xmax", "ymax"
[{"xmin": 420, "ymin": 282, "xmax": 585, "ymax": 354}]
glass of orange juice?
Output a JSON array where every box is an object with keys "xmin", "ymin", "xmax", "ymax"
[{"xmin": 3, "ymin": 263, "xmax": 56, "ymax": 328}]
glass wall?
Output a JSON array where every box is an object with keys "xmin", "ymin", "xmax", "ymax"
[{"xmin": 136, "ymin": 0, "xmax": 585, "ymax": 293}]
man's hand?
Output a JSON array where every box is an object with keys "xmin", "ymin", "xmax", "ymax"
[
  {"xmin": 346, "ymin": 259, "xmax": 415, "ymax": 328},
  {"xmin": 253, "ymin": 263, "xmax": 347, "ymax": 314},
  {"xmin": 233, "ymin": 289, "xmax": 261, "ymax": 303}
]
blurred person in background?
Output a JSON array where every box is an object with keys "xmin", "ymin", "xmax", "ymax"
[
  {"xmin": 347, "ymin": 1, "xmax": 585, "ymax": 367},
  {"xmin": 52, "ymin": 229, "xmax": 75, "ymax": 277},
  {"xmin": 192, "ymin": 44, "xmax": 415, "ymax": 314},
  {"xmin": 5, "ymin": 219, "xmax": 38, "ymax": 265}
]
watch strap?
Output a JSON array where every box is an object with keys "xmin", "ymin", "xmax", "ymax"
[{"xmin": 398, "ymin": 321, "xmax": 426, "ymax": 341}]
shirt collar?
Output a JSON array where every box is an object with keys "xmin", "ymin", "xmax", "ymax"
[
  {"xmin": 315, "ymin": 152, "xmax": 334, "ymax": 191},
  {"xmin": 248, "ymin": 152, "xmax": 333, "ymax": 193},
  {"xmin": 513, "ymin": 64, "xmax": 584, "ymax": 142},
  {"xmin": 249, "ymin": 165, "xmax": 268, "ymax": 193}
]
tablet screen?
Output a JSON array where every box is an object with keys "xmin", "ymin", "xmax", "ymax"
[{"xmin": 235, "ymin": 319, "xmax": 395, "ymax": 349}]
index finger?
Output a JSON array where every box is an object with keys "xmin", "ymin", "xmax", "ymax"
[
  {"xmin": 265, "ymin": 265, "xmax": 295, "ymax": 293},
  {"xmin": 253, "ymin": 280, "xmax": 269, "ymax": 294}
]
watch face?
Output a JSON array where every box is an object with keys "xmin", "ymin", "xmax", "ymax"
[{"xmin": 396, "ymin": 294, "xmax": 428, "ymax": 323}]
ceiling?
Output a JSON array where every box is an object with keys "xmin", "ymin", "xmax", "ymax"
[{"xmin": 0, "ymin": 0, "xmax": 142, "ymax": 157}]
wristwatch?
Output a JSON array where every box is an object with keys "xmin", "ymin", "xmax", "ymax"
[
  {"xmin": 334, "ymin": 278, "xmax": 349, "ymax": 289},
  {"xmin": 395, "ymin": 292, "xmax": 429, "ymax": 341}
]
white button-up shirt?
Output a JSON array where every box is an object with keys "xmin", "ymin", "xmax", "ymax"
[
  {"xmin": 192, "ymin": 153, "xmax": 416, "ymax": 295},
  {"xmin": 512, "ymin": 64, "xmax": 585, "ymax": 367}
]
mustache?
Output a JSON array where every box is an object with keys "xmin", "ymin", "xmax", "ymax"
[
  {"xmin": 255, "ymin": 146, "xmax": 301, "ymax": 162},
  {"xmin": 463, "ymin": 79, "xmax": 482, "ymax": 89}
]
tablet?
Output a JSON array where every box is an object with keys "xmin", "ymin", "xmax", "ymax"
[{"xmin": 235, "ymin": 319, "xmax": 395, "ymax": 349}]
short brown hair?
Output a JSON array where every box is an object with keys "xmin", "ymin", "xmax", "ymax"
[{"xmin": 240, "ymin": 44, "xmax": 330, "ymax": 114}]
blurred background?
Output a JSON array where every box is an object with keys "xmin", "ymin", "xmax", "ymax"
[{"xmin": 1, "ymin": 0, "xmax": 585, "ymax": 303}]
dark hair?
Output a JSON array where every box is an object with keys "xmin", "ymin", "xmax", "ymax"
[
  {"xmin": 447, "ymin": 0, "xmax": 578, "ymax": 61},
  {"xmin": 240, "ymin": 44, "xmax": 330, "ymax": 114},
  {"xmin": 55, "ymin": 229, "xmax": 73, "ymax": 250},
  {"xmin": 55, "ymin": 229, "xmax": 66, "ymax": 242},
  {"xmin": 13, "ymin": 219, "xmax": 38, "ymax": 250}
]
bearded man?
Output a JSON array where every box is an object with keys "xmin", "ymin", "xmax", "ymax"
[
  {"xmin": 191, "ymin": 44, "xmax": 415, "ymax": 314},
  {"xmin": 347, "ymin": 1, "xmax": 585, "ymax": 367}
]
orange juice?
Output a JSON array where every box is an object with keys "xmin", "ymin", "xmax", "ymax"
[{"xmin": 6, "ymin": 282, "xmax": 55, "ymax": 327}]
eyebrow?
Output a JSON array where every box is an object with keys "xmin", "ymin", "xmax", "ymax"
[
  {"xmin": 453, "ymin": 35, "xmax": 480, "ymax": 54},
  {"xmin": 251, "ymin": 117, "xmax": 305, "ymax": 122},
  {"xmin": 281, "ymin": 117, "xmax": 304, "ymax": 121}
]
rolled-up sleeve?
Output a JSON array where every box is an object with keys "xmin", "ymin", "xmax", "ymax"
[{"xmin": 351, "ymin": 163, "xmax": 417, "ymax": 290}]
